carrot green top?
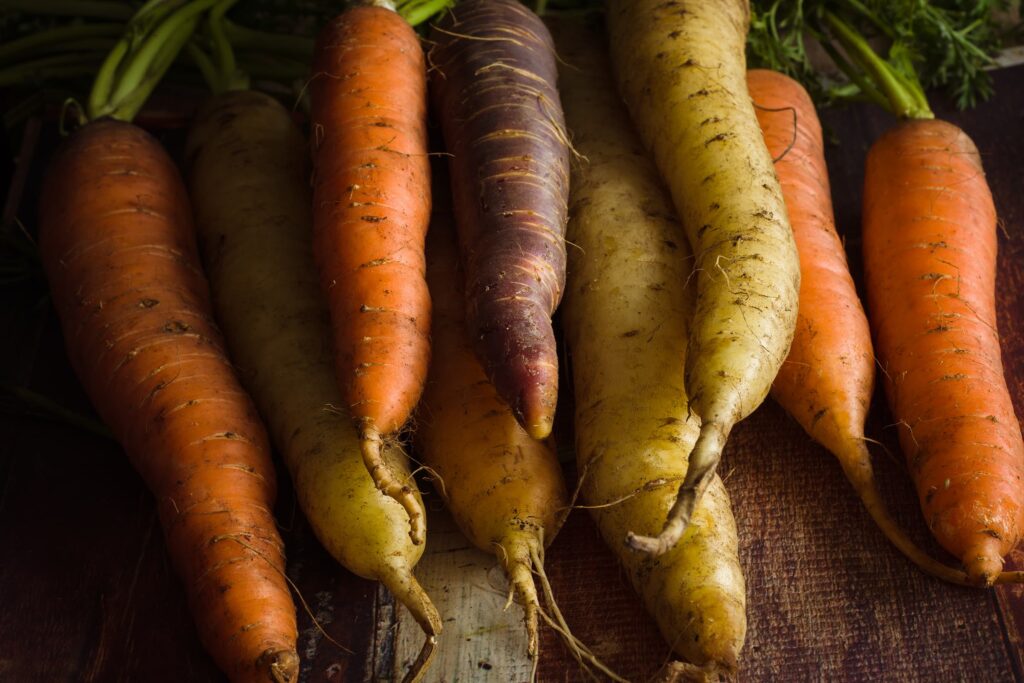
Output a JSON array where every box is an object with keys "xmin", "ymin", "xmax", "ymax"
[
  {"xmin": 86, "ymin": 0, "xmax": 225, "ymax": 122},
  {"xmin": 747, "ymin": 0, "xmax": 1002, "ymax": 113},
  {"xmin": 819, "ymin": 11, "xmax": 933, "ymax": 120}
]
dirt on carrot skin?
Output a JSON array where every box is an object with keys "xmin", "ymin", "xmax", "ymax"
[
  {"xmin": 415, "ymin": 201, "xmax": 569, "ymax": 661},
  {"xmin": 746, "ymin": 69, "xmax": 986, "ymax": 586},
  {"xmin": 551, "ymin": 15, "xmax": 746, "ymax": 675}
]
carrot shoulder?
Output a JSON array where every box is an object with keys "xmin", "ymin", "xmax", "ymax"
[
  {"xmin": 428, "ymin": 0, "xmax": 570, "ymax": 440},
  {"xmin": 310, "ymin": 4, "xmax": 432, "ymax": 543},
  {"xmin": 38, "ymin": 120, "xmax": 298, "ymax": 682},
  {"xmin": 863, "ymin": 119, "xmax": 1024, "ymax": 584}
]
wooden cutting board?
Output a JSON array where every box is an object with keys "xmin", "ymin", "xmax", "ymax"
[{"xmin": 1, "ymin": 62, "xmax": 1022, "ymax": 683}]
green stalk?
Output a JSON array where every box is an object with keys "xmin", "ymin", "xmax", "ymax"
[
  {"xmin": 87, "ymin": 0, "xmax": 181, "ymax": 120},
  {"xmin": 185, "ymin": 41, "xmax": 220, "ymax": 93},
  {"xmin": 824, "ymin": 11, "xmax": 932, "ymax": 120},
  {"xmin": 0, "ymin": 53, "xmax": 104, "ymax": 87},
  {"xmin": 223, "ymin": 20, "xmax": 314, "ymax": 60},
  {"xmin": 0, "ymin": 0, "xmax": 133, "ymax": 21},
  {"xmin": 101, "ymin": 13, "xmax": 201, "ymax": 121},
  {"xmin": 397, "ymin": 0, "xmax": 453, "ymax": 26},
  {"xmin": 0, "ymin": 23, "xmax": 123, "ymax": 65},
  {"xmin": 208, "ymin": 0, "xmax": 248, "ymax": 92},
  {"xmin": 812, "ymin": 31, "xmax": 889, "ymax": 111},
  {"xmin": 103, "ymin": 0, "xmax": 219, "ymax": 116},
  {"xmin": 838, "ymin": 0, "xmax": 895, "ymax": 41},
  {"xmin": 87, "ymin": 39, "xmax": 129, "ymax": 117}
]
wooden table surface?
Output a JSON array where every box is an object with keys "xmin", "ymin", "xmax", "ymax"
[{"xmin": 1, "ymin": 63, "xmax": 1023, "ymax": 683}]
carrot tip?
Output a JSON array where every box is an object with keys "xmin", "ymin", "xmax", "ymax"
[
  {"xmin": 624, "ymin": 516, "xmax": 686, "ymax": 557},
  {"xmin": 525, "ymin": 414, "xmax": 554, "ymax": 441},
  {"xmin": 259, "ymin": 647, "xmax": 300, "ymax": 683},
  {"xmin": 401, "ymin": 634, "xmax": 437, "ymax": 683},
  {"xmin": 963, "ymin": 546, "xmax": 1004, "ymax": 587}
]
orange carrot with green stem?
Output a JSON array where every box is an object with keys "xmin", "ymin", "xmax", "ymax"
[
  {"xmin": 310, "ymin": 0, "xmax": 444, "ymax": 544},
  {"xmin": 750, "ymin": 67, "xmax": 985, "ymax": 585},
  {"xmin": 821, "ymin": 10, "xmax": 1024, "ymax": 586},
  {"xmin": 36, "ymin": 2, "xmax": 299, "ymax": 681}
]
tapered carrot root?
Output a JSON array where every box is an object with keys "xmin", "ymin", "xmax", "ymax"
[
  {"xmin": 415, "ymin": 202, "xmax": 569, "ymax": 660},
  {"xmin": 186, "ymin": 89, "xmax": 441, "ymax": 681},
  {"xmin": 608, "ymin": 0, "xmax": 801, "ymax": 555},
  {"xmin": 747, "ymin": 69, "xmax": 978, "ymax": 585},
  {"xmin": 428, "ymin": 0, "xmax": 570, "ymax": 440},
  {"xmin": 310, "ymin": 4, "xmax": 432, "ymax": 543},
  {"xmin": 39, "ymin": 120, "xmax": 297, "ymax": 683},
  {"xmin": 863, "ymin": 119, "xmax": 1024, "ymax": 585}
]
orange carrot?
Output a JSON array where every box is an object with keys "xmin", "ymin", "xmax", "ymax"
[
  {"xmin": 863, "ymin": 119, "xmax": 1024, "ymax": 585},
  {"xmin": 38, "ymin": 119, "xmax": 298, "ymax": 682},
  {"xmin": 750, "ymin": 68, "xmax": 978, "ymax": 585},
  {"xmin": 309, "ymin": 2, "xmax": 432, "ymax": 543},
  {"xmin": 812, "ymin": 11, "xmax": 1024, "ymax": 585},
  {"xmin": 33, "ymin": 5, "xmax": 299, "ymax": 680}
]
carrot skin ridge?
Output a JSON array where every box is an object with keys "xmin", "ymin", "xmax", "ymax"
[
  {"xmin": 310, "ymin": 5, "xmax": 432, "ymax": 543},
  {"xmin": 38, "ymin": 119, "xmax": 298, "ymax": 683},
  {"xmin": 749, "ymin": 69, "xmax": 984, "ymax": 586},
  {"xmin": 863, "ymin": 119, "xmax": 1024, "ymax": 585},
  {"xmin": 428, "ymin": 0, "xmax": 570, "ymax": 440}
]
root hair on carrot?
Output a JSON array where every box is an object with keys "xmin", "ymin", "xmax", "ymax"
[{"xmin": 533, "ymin": 543, "xmax": 627, "ymax": 682}]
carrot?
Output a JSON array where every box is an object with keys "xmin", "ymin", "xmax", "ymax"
[
  {"xmin": 551, "ymin": 15, "xmax": 747, "ymax": 677},
  {"xmin": 414, "ymin": 190, "xmax": 573, "ymax": 669},
  {"xmin": 607, "ymin": 0, "xmax": 801, "ymax": 555},
  {"xmin": 428, "ymin": 0, "xmax": 570, "ymax": 441},
  {"xmin": 35, "ymin": 8, "xmax": 299, "ymax": 680},
  {"xmin": 184, "ymin": 20, "xmax": 441, "ymax": 681},
  {"xmin": 818, "ymin": 11, "xmax": 1024, "ymax": 585},
  {"xmin": 749, "ymin": 68, "xmax": 982, "ymax": 585},
  {"xmin": 310, "ymin": 0, "xmax": 432, "ymax": 543},
  {"xmin": 864, "ymin": 120, "xmax": 1024, "ymax": 584}
]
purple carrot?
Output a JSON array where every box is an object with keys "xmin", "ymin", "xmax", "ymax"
[{"xmin": 429, "ymin": 0, "xmax": 570, "ymax": 440}]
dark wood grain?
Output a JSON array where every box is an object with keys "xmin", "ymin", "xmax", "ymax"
[{"xmin": 1, "ymin": 63, "xmax": 1023, "ymax": 682}]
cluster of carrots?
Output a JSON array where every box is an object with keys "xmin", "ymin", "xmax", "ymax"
[{"xmin": 13, "ymin": 0, "xmax": 1023, "ymax": 680}]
